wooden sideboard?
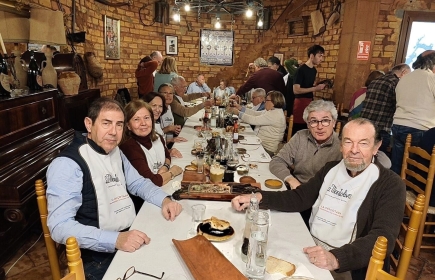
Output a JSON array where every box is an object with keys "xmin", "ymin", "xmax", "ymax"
[{"xmin": 0, "ymin": 88, "xmax": 100, "ymax": 278}]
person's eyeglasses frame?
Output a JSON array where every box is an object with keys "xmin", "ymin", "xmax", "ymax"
[
  {"xmin": 308, "ymin": 119, "xmax": 332, "ymax": 128},
  {"xmin": 116, "ymin": 266, "xmax": 165, "ymax": 280}
]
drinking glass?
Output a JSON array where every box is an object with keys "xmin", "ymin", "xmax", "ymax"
[
  {"xmin": 210, "ymin": 164, "xmax": 225, "ymax": 183},
  {"xmin": 194, "ymin": 139, "xmax": 205, "ymax": 153},
  {"xmin": 189, "ymin": 204, "xmax": 206, "ymax": 236},
  {"xmin": 196, "ymin": 153, "xmax": 204, "ymax": 174}
]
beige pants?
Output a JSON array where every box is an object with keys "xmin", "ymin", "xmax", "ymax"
[{"xmin": 331, "ymin": 270, "xmax": 352, "ymax": 280}]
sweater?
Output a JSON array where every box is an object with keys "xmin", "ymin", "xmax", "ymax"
[
  {"xmin": 119, "ymin": 134, "xmax": 170, "ymax": 186},
  {"xmin": 236, "ymin": 68, "xmax": 286, "ymax": 97},
  {"xmin": 270, "ymin": 129, "xmax": 342, "ymax": 183},
  {"xmin": 170, "ymin": 92, "xmax": 204, "ymax": 126},
  {"xmin": 260, "ymin": 160, "xmax": 405, "ymax": 280},
  {"xmin": 393, "ymin": 68, "xmax": 435, "ymax": 130},
  {"xmin": 135, "ymin": 60, "xmax": 158, "ymax": 96},
  {"xmin": 240, "ymin": 108, "xmax": 286, "ymax": 153}
]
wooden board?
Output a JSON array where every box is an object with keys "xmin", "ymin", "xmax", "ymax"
[{"xmin": 172, "ymin": 182, "xmax": 261, "ymax": 201}]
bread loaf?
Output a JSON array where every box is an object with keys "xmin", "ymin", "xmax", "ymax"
[{"xmin": 266, "ymin": 256, "xmax": 296, "ymax": 276}]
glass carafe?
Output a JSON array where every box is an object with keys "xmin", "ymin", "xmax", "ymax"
[{"xmin": 246, "ymin": 210, "xmax": 269, "ymax": 279}]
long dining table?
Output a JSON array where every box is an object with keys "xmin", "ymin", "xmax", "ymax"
[{"xmin": 103, "ymin": 105, "xmax": 333, "ymax": 280}]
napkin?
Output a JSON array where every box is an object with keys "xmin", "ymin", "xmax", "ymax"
[
  {"xmin": 172, "ymin": 235, "xmax": 247, "ymax": 280},
  {"xmin": 247, "ymin": 152, "xmax": 272, "ymax": 163}
]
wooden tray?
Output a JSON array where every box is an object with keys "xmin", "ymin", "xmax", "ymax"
[{"xmin": 172, "ymin": 182, "xmax": 261, "ymax": 201}]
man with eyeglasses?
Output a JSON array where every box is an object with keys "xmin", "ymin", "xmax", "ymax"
[
  {"xmin": 46, "ymin": 98, "xmax": 182, "ymax": 279},
  {"xmin": 186, "ymin": 74, "xmax": 211, "ymax": 95},
  {"xmin": 170, "ymin": 76, "xmax": 212, "ymax": 126},
  {"xmin": 233, "ymin": 118, "xmax": 405, "ymax": 280}
]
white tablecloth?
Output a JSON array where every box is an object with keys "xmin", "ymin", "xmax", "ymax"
[{"xmin": 102, "ymin": 109, "xmax": 333, "ymax": 280}]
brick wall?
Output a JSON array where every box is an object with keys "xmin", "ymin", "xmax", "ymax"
[{"xmin": 16, "ymin": 0, "xmax": 433, "ymax": 102}]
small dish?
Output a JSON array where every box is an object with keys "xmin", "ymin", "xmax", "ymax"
[
  {"xmin": 236, "ymin": 148, "xmax": 247, "ymax": 154},
  {"xmin": 197, "ymin": 223, "xmax": 235, "ymax": 242},
  {"xmin": 236, "ymin": 165, "xmax": 249, "ymax": 175},
  {"xmin": 265, "ymin": 179, "xmax": 282, "ymax": 189},
  {"xmin": 185, "ymin": 165, "xmax": 197, "ymax": 171},
  {"xmin": 239, "ymin": 176, "xmax": 256, "ymax": 184}
]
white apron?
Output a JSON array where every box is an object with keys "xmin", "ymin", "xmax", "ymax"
[{"xmin": 139, "ymin": 137, "xmax": 166, "ymax": 174}]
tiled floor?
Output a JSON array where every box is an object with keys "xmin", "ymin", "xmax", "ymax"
[{"xmin": 3, "ymin": 231, "xmax": 435, "ymax": 279}]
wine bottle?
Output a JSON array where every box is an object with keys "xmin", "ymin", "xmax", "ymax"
[
  {"xmin": 0, "ymin": 53, "xmax": 11, "ymax": 95},
  {"xmin": 233, "ymin": 117, "xmax": 239, "ymax": 144},
  {"xmin": 27, "ymin": 50, "xmax": 42, "ymax": 91}
]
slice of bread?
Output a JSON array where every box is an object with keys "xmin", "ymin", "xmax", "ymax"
[{"xmin": 266, "ymin": 256, "xmax": 296, "ymax": 276}]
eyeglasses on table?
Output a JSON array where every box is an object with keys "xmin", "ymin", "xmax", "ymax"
[{"xmin": 116, "ymin": 266, "xmax": 165, "ymax": 280}]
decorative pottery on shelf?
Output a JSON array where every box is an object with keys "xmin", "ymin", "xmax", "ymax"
[{"xmin": 58, "ymin": 71, "xmax": 81, "ymax": 95}]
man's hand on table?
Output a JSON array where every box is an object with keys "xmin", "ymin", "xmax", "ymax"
[
  {"xmin": 162, "ymin": 197, "xmax": 183, "ymax": 221},
  {"xmin": 116, "ymin": 230, "xmax": 150, "ymax": 252},
  {"xmin": 286, "ymin": 177, "xmax": 301, "ymax": 190},
  {"xmin": 303, "ymin": 246, "xmax": 339, "ymax": 271},
  {"xmin": 231, "ymin": 193, "xmax": 262, "ymax": 211}
]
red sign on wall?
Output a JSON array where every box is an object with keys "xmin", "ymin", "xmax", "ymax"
[{"xmin": 357, "ymin": 41, "xmax": 371, "ymax": 60}]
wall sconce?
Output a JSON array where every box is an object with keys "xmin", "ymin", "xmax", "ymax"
[
  {"xmin": 214, "ymin": 17, "xmax": 221, "ymax": 29},
  {"xmin": 173, "ymin": 8, "xmax": 181, "ymax": 22}
]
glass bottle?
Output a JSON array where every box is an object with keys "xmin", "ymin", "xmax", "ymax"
[
  {"xmin": 210, "ymin": 110, "xmax": 217, "ymax": 128},
  {"xmin": 241, "ymin": 193, "xmax": 259, "ymax": 262},
  {"xmin": 0, "ymin": 53, "xmax": 11, "ymax": 95},
  {"xmin": 246, "ymin": 210, "xmax": 269, "ymax": 279},
  {"xmin": 233, "ymin": 117, "xmax": 239, "ymax": 144},
  {"xmin": 27, "ymin": 50, "xmax": 42, "ymax": 91}
]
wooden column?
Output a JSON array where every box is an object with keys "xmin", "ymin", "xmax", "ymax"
[{"xmin": 334, "ymin": 0, "xmax": 381, "ymax": 108}]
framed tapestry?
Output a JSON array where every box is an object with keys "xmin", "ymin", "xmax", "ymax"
[
  {"xmin": 166, "ymin": 35, "xmax": 178, "ymax": 55},
  {"xmin": 104, "ymin": 15, "xmax": 121, "ymax": 60},
  {"xmin": 200, "ymin": 29, "xmax": 234, "ymax": 66}
]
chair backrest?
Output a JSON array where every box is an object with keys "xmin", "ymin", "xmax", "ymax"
[
  {"xmin": 335, "ymin": 121, "xmax": 341, "ymax": 135},
  {"xmin": 390, "ymin": 194, "xmax": 425, "ymax": 279},
  {"xmin": 400, "ymin": 134, "xmax": 435, "ymax": 257},
  {"xmin": 287, "ymin": 115, "xmax": 294, "ymax": 142},
  {"xmin": 35, "ymin": 179, "xmax": 61, "ymax": 280},
  {"xmin": 114, "ymin": 88, "xmax": 131, "ymax": 106},
  {"xmin": 61, "ymin": 237, "xmax": 85, "ymax": 280},
  {"xmin": 366, "ymin": 236, "xmax": 389, "ymax": 280}
]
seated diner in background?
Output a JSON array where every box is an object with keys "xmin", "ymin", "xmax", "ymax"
[
  {"xmin": 232, "ymin": 88, "xmax": 266, "ymax": 112},
  {"xmin": 142, "ymin": 90, "xmax": 185, "ymax": 158},
  {"xmin": 212, "ymin": 79, "xmax": 231, "ymax": 100},
  {"xmin": 230, "ymin": 90, "xmax": 286, "ymax": 155},
  {"xmin": 46, "ymin": 98, "xmax": 182, "ymax": 279},
  {"xmin": 186, "ymin": 73, "xmax": 211, "ymax": 94},
  {"xmin": 119, "ymin": 100, "xmax": 183, "ymax": 187},
  {"xmin": 232, "ymin": 118, "xmax": 405, "ymax": 280},
  {"xmin": 170, "ymin": 76, "xmax": 213, "ymax": 126}
]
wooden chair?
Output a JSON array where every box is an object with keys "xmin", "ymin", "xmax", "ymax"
[
  {"xmin": 286, "ymin": 115, "xmax": 294, "ymax": 142},
  {"xmin": 35, "ymin": 179, "xmax": 62, "ymax": 280},
  {"xmin": 390, "ymin": 194, "xmax": 425, "ymax": 278},
  {"xmin": 335, "ymin": 121, "xmax": 341, "ymax": 135},
  {"xmin": 61, "ymin": 237, "xmax": 85, "ymax": 280},
  {"xmin": 366, "ymin": 236, "xmax": 398, "ymax": 280},
  {"xmin": 366, "ymin": 194, "xmax": 425, "ymax": 280},
  {"xmin": 400, "ymin": 134, "xmax": 435, "ymax": 257}
]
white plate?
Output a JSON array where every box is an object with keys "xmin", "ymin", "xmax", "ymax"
[{"xmin": 238, "ymin": 136, "xmax": 262, "ymax": 145}]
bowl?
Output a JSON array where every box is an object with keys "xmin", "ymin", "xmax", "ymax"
[
  {"xmin": 264, "ymin": 179, "xmax": 283, "ymax": 189},
  {"xmin": 239, "ymin": 176, "xmax": 256, "ymax": 184},
  {"xmin": 236, "ymin": 165, "xmax": 249, "ymax": 175}
]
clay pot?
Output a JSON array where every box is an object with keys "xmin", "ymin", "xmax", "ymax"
[{"xmin": 58, "ymin": 71, "xmax": 81, "ymax": 95}]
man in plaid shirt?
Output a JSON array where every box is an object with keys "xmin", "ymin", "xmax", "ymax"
[{"xmin": 360, "ymin": 64, "xmax": 411, "ymax": 153}]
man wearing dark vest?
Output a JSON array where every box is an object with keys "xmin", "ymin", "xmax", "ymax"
[
  {"xmin": 170, "ymin": 75, "xmax": 212, "ymax": 126},
  {"xmin": 46, "ymin": 98, "xmax": 182, "ymax": 279}
]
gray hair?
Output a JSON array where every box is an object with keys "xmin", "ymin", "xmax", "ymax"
[
  {"xmin": 252, "ymin": 88, "xmax": 266, "ymax": 97},
  {"xmin": 343, "ymin": 118, "xmax": 381, "ymax": 144},
  {"xmin": 303, "ymin": 100, "xmax": 338, "ymax": 123},
  {"xmin": 170, "ymin": 75, "xmax": 185, "ymax": 86},
  {"xmin": 150, "ymin": 51, "xmax": 162, "ymax": 59},
  {"xmin": 254, "ymin": 58, "xmax": 268, "ymax": 68},
  {"xmin": 391, "ymin": 63, "xmax": 410, "ymax": 73}
]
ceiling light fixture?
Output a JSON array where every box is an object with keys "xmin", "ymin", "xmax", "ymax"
[
  {"xmin": 173, "ymin": 9, "xmax": 181, "ymax": 22},
  {"xmin": 184, "ymin": 3, "xmax": 190, "ymax": 11},
  {"xmin": 245, "ymin": 8, "xmax": 253, "ymax": 18},
  {"xmin": 257, "ymin": 18, "xmax": 263, "ymax": 27},
  {"xmin": 214, "ymin": 17, "xmax": 221, "ymax": 29}
]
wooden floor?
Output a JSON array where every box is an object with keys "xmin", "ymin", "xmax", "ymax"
[{"xmin": 3, "ymin": 231, "xmax": 435, "ymax": 279}]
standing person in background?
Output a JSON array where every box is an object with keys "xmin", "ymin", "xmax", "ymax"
[
  {"xmin": 283, "ymin": 58, "xmax": 300, "ymax": 116},
  {"xmin": 391, "ymin": 50, "xmax": 435, "ymax": 174},
  {"xmin": 268, "ymin": 56, "xmax": 288, "ymax": 76},
  {"xmin": 186, "ymin": 74, "xmax": 211, "ymax": 94},
  {"xmin": 360, "ymin": 63, "xmax": 411, "ymax": 154},
  {"xmin": 292, "ymin": 45, "xmax": 326, "ymax": 134},
  {"xmin": 235, "ymin": 58, "xmax": 286, "ymax": 99},
  {"xmin": 135, "ymin": 51, "xmax": 163, "ymax": 97},
  {"xmin": 153, "ymin": 57, "xmax": 178, "ymax": 92},
  {"xmin": 348, "ymin": 71, "xmax": 385, "ymax": 120}
]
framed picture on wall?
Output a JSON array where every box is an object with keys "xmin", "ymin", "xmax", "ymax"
[
  {"xmin": 274, "ymin": 53, "xmax": 284, "ymax": 65},
  {"xmin": 104, "ymin": 15, "xmax": 121, "ymax": 60},
  {"xmin": 166, "ymin": 35, "xmax": 178, "ymax": 55},
  {"xmin": 200, "ymin": 29, "xmax": 234, "ymax": 66}
]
